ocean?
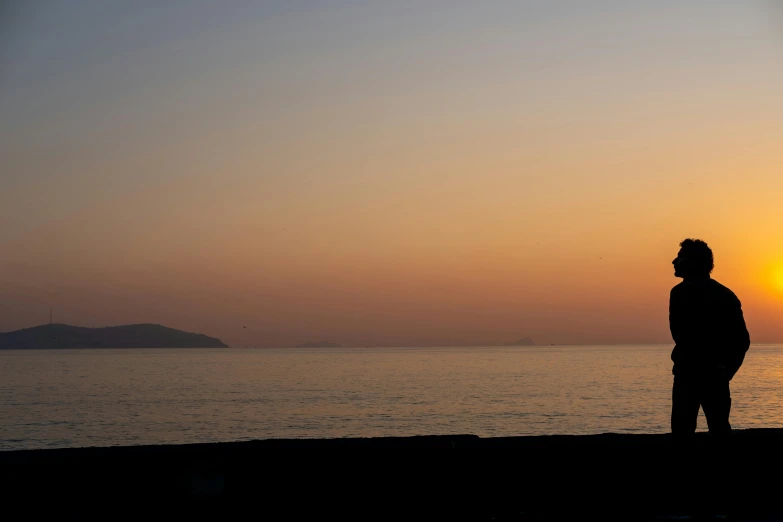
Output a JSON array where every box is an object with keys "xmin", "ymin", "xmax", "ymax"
[{"xmin": 2, "ymin": 344, "xmax": 782, "ymax": 450}]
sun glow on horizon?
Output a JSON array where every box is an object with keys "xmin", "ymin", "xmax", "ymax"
[{"xmin": 773, "ymin": 265, "xmax": 783, "ymax": 296}]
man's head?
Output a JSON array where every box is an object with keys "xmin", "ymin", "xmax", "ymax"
[{"xmin": 673, "ymin": 238, "xmax": 714, "ymax": 279}]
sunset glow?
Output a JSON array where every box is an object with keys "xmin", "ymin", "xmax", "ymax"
[{"xmin": 1, "ymin": 2, "xmax": 782, "ymax": 346}]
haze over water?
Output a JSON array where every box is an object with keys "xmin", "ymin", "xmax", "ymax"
[{"xmin": 2, "ymin": 344, "xmax": 782, "ymax": 451}]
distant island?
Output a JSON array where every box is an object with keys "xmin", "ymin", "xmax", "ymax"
[
  {"xmin": 0, "ymin": 324, "xmax": 228, "ymax": 349},
  {"xmin": 504, "ymin": 337, "xmax": 535, "ymax": 346},
  {"xmin": 296, "ymin": 341, "xmax": 342, "ymax": 348}
]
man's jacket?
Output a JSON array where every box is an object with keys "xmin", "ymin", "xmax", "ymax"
[{"xmin": 669, "ymin": 277, "xmax": 750, "ymax": 380}]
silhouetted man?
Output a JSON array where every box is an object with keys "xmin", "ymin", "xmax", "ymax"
[{"xmin": 670, "ymin": 239, "xmax": 750, "ymax": 436}]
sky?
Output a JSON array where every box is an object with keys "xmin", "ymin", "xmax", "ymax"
[{"xmin": 1, "ymin": 1, "xmax": 782, "ymax": 347}]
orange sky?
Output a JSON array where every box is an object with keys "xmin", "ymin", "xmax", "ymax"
[{"xmin": 1, "ymin": 2, "xmax": 782, "ymax": 346}]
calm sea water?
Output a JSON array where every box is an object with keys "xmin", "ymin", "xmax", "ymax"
[{"xmin": 1, "ymin": 344, "xmax": 782, "ymax": 451}]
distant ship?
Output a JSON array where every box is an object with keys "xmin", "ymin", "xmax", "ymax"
[{"xmin": 504, "ymin": 337, "xmax": 535, "ymax": 346}]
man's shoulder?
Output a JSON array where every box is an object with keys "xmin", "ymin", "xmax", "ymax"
[
  {"xmin": 708, "ymin": 278, "xmax": 738, "ymax": 296},
  {"xmin": 670, "ymin": 278, "xmax": 736, "ymax": 300},
  {"xmin": 708, "ymin": 278, "xmax": 741, "ymax": 304}
]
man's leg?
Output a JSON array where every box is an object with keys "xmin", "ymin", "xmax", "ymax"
[
  {"xmin": 701, "ymin": 374, "xmax": 732, "ymax": 436},
  {"xmin": 670, "ymin": 375, "xmax": 702, "ymax": 514},
  {"xmin": 671, "ymin": 375, "xmax": 700, "ymax": 435},
  {"xmin": 699, "ymin": 372, "xmax": 733, "ymax": 516}
]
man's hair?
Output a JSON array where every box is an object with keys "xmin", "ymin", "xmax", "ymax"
[{"xmin": 679, "ymin": 238, "xmax": 714, "ymax": 274}]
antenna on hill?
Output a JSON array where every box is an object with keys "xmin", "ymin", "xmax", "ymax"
[{"xmin": 48, "ymin": 307, "xmax": 55, "ymax": 349}]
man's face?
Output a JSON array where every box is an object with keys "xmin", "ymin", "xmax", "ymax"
[{"xmin": 672, "ymin": 249, "xmax": 689, "ymax": 278}]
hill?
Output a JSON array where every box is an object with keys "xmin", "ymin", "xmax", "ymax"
[{"xmin": 0, "ymin": 324, "xmax": 228, "ymax": 349}]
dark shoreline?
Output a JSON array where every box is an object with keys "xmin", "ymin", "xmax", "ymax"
[{"xmin": 3, "ymin": 429, "xmax": 782, "ymax": 520}]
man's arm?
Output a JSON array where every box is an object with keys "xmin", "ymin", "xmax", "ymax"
[
  {"xmin": 669, "ymin": 286, "xmax": 688, "ymax": 367},
  {"xmin": 725, "ymin": 296, "xmax": 750, "ymax": 380},
  {"xmin": 669, "ymin": 286, "xmax": 686, "ymax": 347}
]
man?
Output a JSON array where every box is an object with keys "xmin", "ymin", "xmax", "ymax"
[{"xmin": 670, "ymin": 238, "xmax": 750, "ymax": 436}]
